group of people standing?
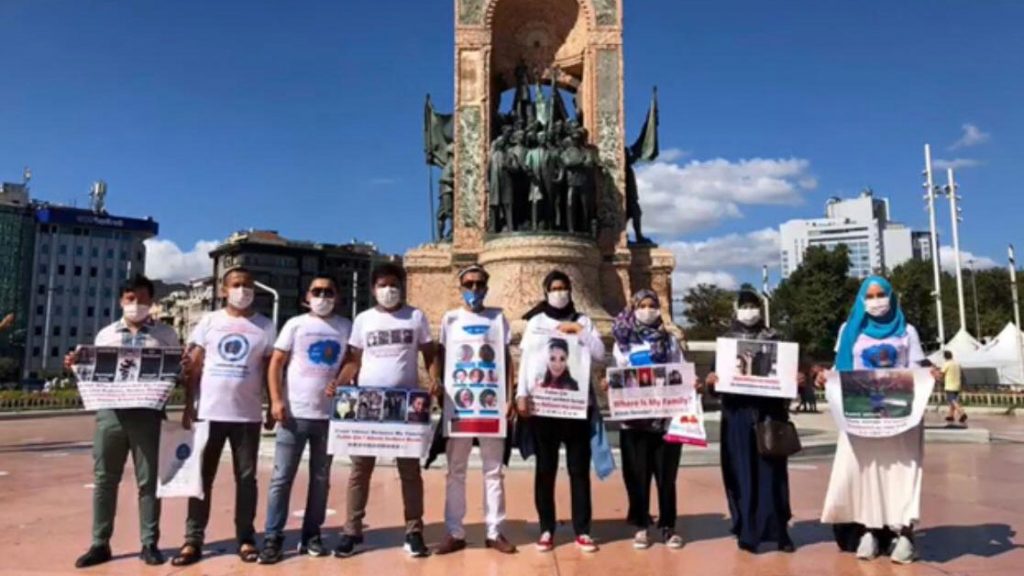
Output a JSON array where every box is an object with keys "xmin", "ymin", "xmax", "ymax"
[{"xmin": 68, "ymin": 263, "xmax": 933, "ymax": 569}]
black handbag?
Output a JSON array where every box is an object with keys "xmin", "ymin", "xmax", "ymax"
[{"xmin": 755, "ymin": 417, "xmax": 802, "ymax": 459}]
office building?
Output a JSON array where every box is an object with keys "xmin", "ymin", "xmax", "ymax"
[
  {"xmin": 156, "ymin": 276, "xmax": 215, "ymax": 343},
  {"xmin": 0, "ymin": 182, "xmax": 36, "ymax": 368},
  {"xmin": 780, "ymin": 190, "xmax": 930, "ymax": 279}
]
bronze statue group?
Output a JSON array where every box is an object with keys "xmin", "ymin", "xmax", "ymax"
[{"xmin": 71, "ymin": 261, "xmax": 932, "ymax": 569}]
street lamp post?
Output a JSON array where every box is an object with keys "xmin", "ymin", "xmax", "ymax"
[
  {"xmin": 944, "ymin": 169, "xmax": 967, "ymax": 333},
  {"xmin": 253, "ymin": 281, "xmax": 279, "ymax": 328},
  {"xmin": 923, "ymin": 144, "xmax": 945, "ymax": 351}
]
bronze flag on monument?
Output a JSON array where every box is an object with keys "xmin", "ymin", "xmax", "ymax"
[
  {"xmin": 423, "ymin": 94, "xmax": 453, "ymax": 168},
  {"xmin": 629, "ymin": 87, "xmax": 659, "ymax": 163}
]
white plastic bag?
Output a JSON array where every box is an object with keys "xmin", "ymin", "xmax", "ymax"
[{"xmin": 156, "ymin": 420, "xmax": 209, "ymax": 499}]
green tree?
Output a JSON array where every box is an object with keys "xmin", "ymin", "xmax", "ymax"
[
  {"xmin": 682, "ymin": 284, "xmax": 735, "ymax": 340},
  {"xmin": 772, "ymin": 245, "xmax": 859, "ymax": 361},
  {"xmin": 0, "ymin": 357, "xmax": 19, "ymax": 384},
  {"xmin": 890, "ymin": 259, "xmax": 940, "ymax": 346}
]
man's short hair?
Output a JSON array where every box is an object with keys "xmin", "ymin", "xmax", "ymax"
[
  {"xmin": 371, "ymin": 262, "xmax": 406, "ymax": 285},
  {"xmin": 944, "ymin": 350, "xmax": 953, "ymax": 360},
  {"xmin": 222, "ymin": 266, "xmax": 252, "ymax": 284},
  {"xmin": 457, "ymin": 264, "xmax": 490, "ymax": 283},
  {"xmin": 120, "ymin": 274, "xmax": 155, "ymax": 298},
  {"xmin": 308, "ymin": 274, "xmax": 337, "ymax": 290}
]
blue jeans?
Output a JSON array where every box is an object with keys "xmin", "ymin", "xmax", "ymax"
[{"xmin": 263, "ymin": 418, "xmax": 332, "ymax": 541}]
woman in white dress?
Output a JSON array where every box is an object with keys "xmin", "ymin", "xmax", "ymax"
[{"xmin": 817, "ymin": 275, "xmax": 934, "ymax": 564}]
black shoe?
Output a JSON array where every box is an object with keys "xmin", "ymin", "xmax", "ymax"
[
  {"xmin": 140, "ymin": 544, "xmax": 165, "ymax": 566},
  {"xmin": 778, "ymin": 536, "xmax": 796, "ymax": 553},
  {"xmin": 404, "ymin": 532, "xmax": 430, "ymax": 558},
  {"xmin": 300, "ymin": 535, "xmax": 328, "ymax": 557},
  {"xmin": 257, "ymin": 538, "xmax": 284, "ymax": 565},
  {"xmin": 333, "ymin": 534, "xmax": 363, "ymax": 558},
  {"xmin": 75, "ymin": 545, "xmax": 112, "ymax": 568},
  {"xmin": 738, "ymin": 540, "xmax": 757, "ymax": 553}
]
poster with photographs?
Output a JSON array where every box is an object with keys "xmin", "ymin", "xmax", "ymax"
[
  {"xmin": 825, "ymin": 368, "xmax": 934, "ymax": 438},
  {"xmin": 328, "ymin": 386, "xmax": 435, "ymax": 459},
  {"xmin": 72, "ymin": 346, "xmax": 184, "ymax": 410},
  {"xmin": 522, "ymin": 331, "xmax": 591, "ymax": 420},
  {"xmin": 443, "ymin": 315, "xmax": 507, "ymax": 438},
  {"xmin": 714, "ymin": 338, "xmax": 799, "ymax": 399},
  {"xmin": 607, "ymin": 362, "xmax": 698, "ymax": 420}
]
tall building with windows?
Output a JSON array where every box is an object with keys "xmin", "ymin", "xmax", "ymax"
[
  {"xmin": 0, "ymin": 182, "xmax": 36, "ymax": 369},
  {"xmin": 22, "ymin": 204, "xmax": 159, "ymax": 376},
  {"xmin": 780, "ymin": 190, "xmax": 931, "ymax": 279},
  {"xmin": 209, "ymin": 230, "xmax": 399, "ymax": 326}
]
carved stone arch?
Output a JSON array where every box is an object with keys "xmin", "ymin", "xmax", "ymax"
[{"xmin": 483, "ymin": 0, "xmax": 598, "ymax": 32}]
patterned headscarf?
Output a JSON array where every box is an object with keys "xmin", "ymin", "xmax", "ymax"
[{"xmin": 612, "ymin": 289, "xmax": 670, "ymax": 363}]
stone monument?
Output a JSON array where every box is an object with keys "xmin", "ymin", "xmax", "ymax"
[{"xmin": 407, "ymin": 0, "xmax": 676, "ymax": 337}]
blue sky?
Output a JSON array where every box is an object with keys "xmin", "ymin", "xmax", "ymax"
[{"xmin": 2, "ymin": 0, "xmax": 1022, "ymax": 290}]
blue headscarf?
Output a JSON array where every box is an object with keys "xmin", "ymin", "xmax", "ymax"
[{"xmin": 835, "ymin": 275, "xmax": 906, "ymax": 371}]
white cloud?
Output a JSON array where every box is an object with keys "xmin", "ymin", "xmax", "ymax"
[
  {"xmin": 932, "ymin": 158, "xmax": 982, "ymax": 171},
  {"xmin": 949, "ymin": 123, "xmax": 990, "ymax": 150},
  {"xmin": 636, "ymin": 157, "xmax": 815, "ymax": 236},
  {"xmin": 939, "ymin": 246, "xmax": 998, "ymax": 270},
  {"xmin": 672, "ymin": 270, "xmax": 739, "ymax": 293},
  {"xmin": 658, "ymin": 148, "xmax": 689, "ymax": 162},
  {"xmin": 665, "ymin": 228, "xmax": 780, "ymax": 271},
  {"xmin": 144, "ymin": 238, "xmax": 219, "ymax": 283}
]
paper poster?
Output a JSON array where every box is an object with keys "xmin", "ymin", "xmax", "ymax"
[
  {"xmin": 157, "ymin": 421, "xmax": 209, "ymax": 499},
  {"xmin": 72, "ymin": 346, "xmax": 184, "ymax": 410},
  {"xmin": 607, "ymin": 362, "xmax": 699, "ymax": 420},
  {"xmin": 523, "ymin": 331, "xmax": 591, "ymax": 419},
  {"xmin": 714, "ymin": 338, "xmax": 799, "ymax": 399},
  {"xmin": 443, "ymin": 315, "xmax": 506, "ymax": 438},
  {"xmin": 328, "ymin": 386, "xmax": 435, "ymax": 459},
  {"xmin": 825, "ymin": 368, "xmax": 935, "ymax": 438}
]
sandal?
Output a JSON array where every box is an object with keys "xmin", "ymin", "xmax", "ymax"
[
  {"xmin": 239, "ymin": 543, "xmax": 259, "ymax": 563},
  {"xmin": 171, "ymin": 543, "xmax": 201, "ymax": 567}
]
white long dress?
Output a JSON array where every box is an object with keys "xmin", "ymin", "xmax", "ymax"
[{"xmin": 820, "ymin": 324, "xmax": 926, "ymax": 530}]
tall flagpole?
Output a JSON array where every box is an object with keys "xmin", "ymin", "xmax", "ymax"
[
  {"xmin": 923, "ymin": 144, "xmax": 945, "ymax": 351},
  {"xmin": 945, "ymin": 168, "xmax": 967, "ymax": 333},
  {"xmin": 761, "ymin": 264, "xmax": 771, "ymax": 328},
  {"xmin": 1009, "ymin": 245, "xmax": 1023, "ymax": 382}
]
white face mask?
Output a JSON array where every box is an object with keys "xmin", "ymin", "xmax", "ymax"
[
  {"xmin": 736, "ymin": 308, "xmax": 761, "ymax": 326},
  {"xmin": 547, "ymin": 290, "xmax": 571, "ymax": 310},
  {"xmin": 227, "ymin": 286, "xmax": 254, "ymax": 310},
  {"xmin": 635, "ymin": 308, "xmax": 661, "ymax": 326},
  {"xmin": 122, "ymin": 303, "xmax": 150, "ymax": 323},
  {"xmin": 310, "ymin": 297, "xmax": 335, "ymax": 317},
  {"xmin": 375, "ymin": 286, "xmax": 401, "ymax": 309},
  {"xmin": 865, "ymin": 297, "xmax": 891, "ymax": 318}
]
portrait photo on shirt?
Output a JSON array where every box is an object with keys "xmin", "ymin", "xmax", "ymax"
[
  {"xmin": 653, "ymin": 366, "xmax": 667, "ymax": 386},
  {"xmin": 334, "ymin": 390, "xmax": 358, "ymax": 420},
  {"xmin": 486, "ymin": 368, "xmax": 497, "ymax": 384},
  {"xmin": 406, "ymin": 391, "xmax": 431, "ymax": 423},
  {"xmin": 668, "ymin": 368, "xmax": 684, "ymax": 386},
  {"xmin": 623, "ymin": 369, "xmax": 639, "ymax": 389},
  {"xmin": 736, "ymin": 340, "xmax": 779, "ymax": 377},
  {"xmin": 478, "ymin": 343, "xmax": 496, "ymax": 364},
  {"xmin": 383, "ymin": 390, "xmax": 408, "ymax": 422},
  {"xmin": 457, "ymin": 344, "xmax": 474, "ymax": 363},
  {"xmin": 453, "ymin": 368, "xmax": 468, "ymax": 385},
  {"xmin": 840, "ymin": 370, "xmax": 915, "ymax": 419},
  {"xmin": 454, "ymin": 387, "xmax": 476, "ymax": 409},
  {"xmin": 356, "ymin": 389, "xmax": 384, "ymax": 421},
  {"xmin": 537, "ymin": 337, "xmax": 579, "ymax": 391},
  {"xmin": 478, "ymin": 389, "xmax": 498, "ymax": 410},
  {"xmin": 637, "ymin": 367, "xmax": 654, "ymax": 388},
  {"xmin": 469, "ymin": 368, "xmax": 485, "ymax": 385}
]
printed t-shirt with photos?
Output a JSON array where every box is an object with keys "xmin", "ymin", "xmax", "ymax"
[
  {"xmin": 349, "ymin": 305, "xmax": 432, "ymax": 389},
  {"xmin": 439, "ymin": 307, "xmax": 512, "ymax": 349},
  {"xmin": 275, "ymin": 313, "xmax": 352, "ymax": 419},
  {"xmin": 190, "ymin": 309, "xmax": 277, "ymax": 423}
]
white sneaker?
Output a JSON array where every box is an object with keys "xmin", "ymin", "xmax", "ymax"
[
  {"xmin": 890, "ymin": 535, "xmax": 917, "ymax": 564},
  {"xmin": 856, "ymin": 531, "xmax": 879, "ymax": 560},
  {"xmin": 575, "ymin": 535, "xmax": 599, "ymax": 553},
  {"xmin": 633, "ymin": 529, "xmax": 651, "ymax": 550}
]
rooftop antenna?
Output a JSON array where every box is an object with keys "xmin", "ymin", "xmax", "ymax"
[{"xmin": 90, "ymin": 180, "xmax": 107, "ymax": 213}]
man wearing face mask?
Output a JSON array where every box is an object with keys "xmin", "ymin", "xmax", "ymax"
[
  {"xmin": 331, "ymin": 262, "xmax": 437, "ymax": 558},
  {"xmin": 172, "ymin": 267, "xmax": 277, "ymax": 567},
  {"xmin": 430, "ymin": 264, "xmax": 517, "ymax": 555},
  {"xmin": 257, "ymin": 275, "xmax": 351, "ymax": 564},
  {"xmin": 66, "ymin": 275, "xmax": 180, "ymax": 569}
]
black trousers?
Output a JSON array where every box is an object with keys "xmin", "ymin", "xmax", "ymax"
[
  {"xmin": 620, "ymin": 428, "xmax": 682, "ymax": 530},
  {"xmin": 532, "ymin": 416, "xmax": 592, "ymax": 536}
]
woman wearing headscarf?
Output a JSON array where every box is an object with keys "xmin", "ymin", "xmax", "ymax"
[
  {"xmin": 817, "ymin": 276, "xmax": 930, "ymax": 564},
  {"xmin": 516, "ymin": 270, "xmax": 606, "ymax": 553},
  {"xmin": 704, "ymin": 288, "xmax": 794, "ymax": 553},
  {"xmin": 609, "ymin": 289, "xmax": 686, "ymax": 550}
]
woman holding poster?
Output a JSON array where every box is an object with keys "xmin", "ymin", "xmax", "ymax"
[
  {"xmin": 817, "ymin": 276, "xmax": 930, "ymax": 564},
  {"xmin": 517, "ymin": 270, "xmax": 606, "ymax": 554},
  {"xmin": 609, "ymin": 289, "xmax": 686, "ymax": 550},
  {"xmin": 704, "ymin": 289, "xmax": 794, "ymax": 553}
]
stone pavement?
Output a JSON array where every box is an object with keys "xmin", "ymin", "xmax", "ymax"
[{"xmin": 0, "ymin": 412, "xmax": 1021, "ymax": 576}]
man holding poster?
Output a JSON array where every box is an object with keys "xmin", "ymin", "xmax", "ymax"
[
  {"xmin": 65, "ymin": 275, "xmax": 180, "ymax": 569},
  {"xmin": 431, "ymin": 264, "xmax": 516, "ymax": 555}
]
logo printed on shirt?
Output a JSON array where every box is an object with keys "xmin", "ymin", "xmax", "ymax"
[
  {"xmin": 861, "ymin": 343, "xmax": 900, "ymax": 369},
  {"xmin": 307, "ymin": 339, "xmax": 342, "ymax": 365},
  {"xmin": 366, "ymin": 329, "xmax": 414, "ymax": 348},
  {"xmin": 218, "ymin": 333, "xmax": 251, "ymax": 362}
]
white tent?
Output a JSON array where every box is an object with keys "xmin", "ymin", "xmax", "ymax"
[
  {"xmin": 958, "ymin": 323, "xmax": 1024, "ymax": 386},
  {"xmin": 928, "ymin": 329, "xmax": 982, "ymax": 366}
]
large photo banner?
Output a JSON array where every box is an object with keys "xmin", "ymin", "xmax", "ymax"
[
  {"xmin": 523, "ymin": 331, "xmax": 591, "ymax": 419},
  {"xmin": 826, "ymin": 368, "xmax": 934, "ymax": 438},
  {"xmin": 72, "ymin": 345, "xmax": 184, "ymax": 410},
  {"xmin": 714, "ymin": 338, "xmax": 799, "ymax": 399},
  {"xmin": 443, "ymin": 315, "xmax": 506, "ymax": 438},
  {"xmin": 607, "ymin": 362, "xmax": 698, "ymax": 420},
  {"xmin": 328, "ymin": 386, "xmax": 435, "ymax": 459}
]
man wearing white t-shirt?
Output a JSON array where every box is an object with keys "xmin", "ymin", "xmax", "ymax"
[
  {"xmin": 330, "ymin": 262, "xmax": 437, "ymax": 558},
  {"xmin": 257, "ymin": 275, "xmax": 352, "ymax": 564},
  {"xmin": 172, "ymin": 267, "xmax": 277, "ymax": 567},
  {"xmin": 431, "ymin": 264, "xmax": 517, "ymax": 555}
]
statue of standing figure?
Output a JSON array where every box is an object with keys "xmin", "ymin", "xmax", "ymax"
[
  {"xmin": 436, "ymin": 142, "xmax": 455, "ymax": 241},
  {"xmin": 559, "ymin": 126, "xmax": 596, "ymax": 234},
  {"xmin": 488, "ymin": 129, "xmax": 514, "ymax": 233}
]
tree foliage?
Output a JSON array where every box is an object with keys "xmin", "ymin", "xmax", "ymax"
[{"xmin": 682, "ymin": 283, "xmax": 735, "ymax": 340}]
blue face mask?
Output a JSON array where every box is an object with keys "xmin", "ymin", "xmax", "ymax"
[{"xmin": 462, "ymin": 289, "xmax": 487, "ymax": 310}]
